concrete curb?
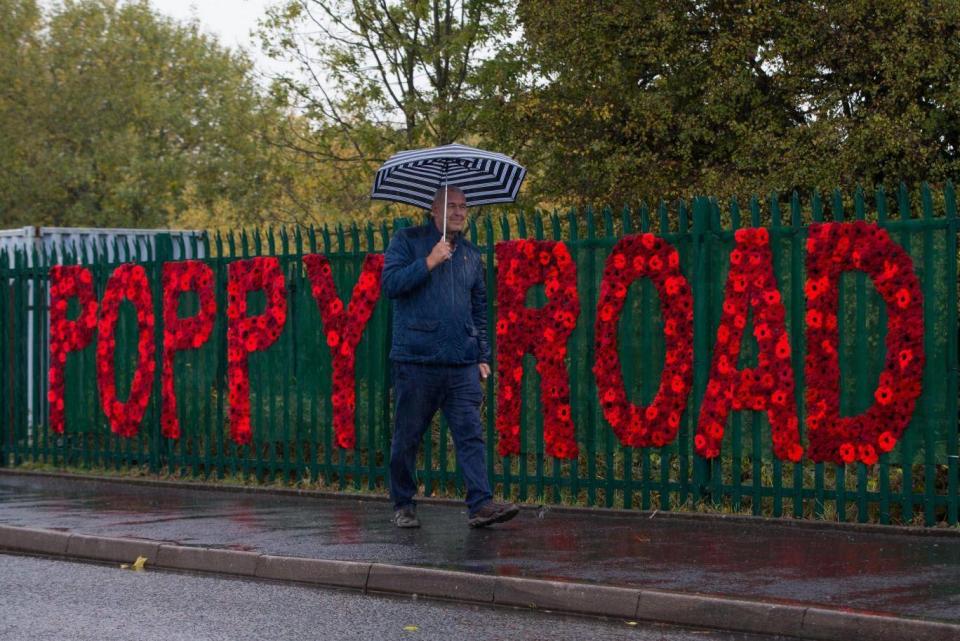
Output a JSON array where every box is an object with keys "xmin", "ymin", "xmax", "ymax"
[
  {"xmin": 157, "ymin": 544, "xmax": 259, "ymax": 576},
  {"xmin": 494, "ymin": 575, "xmax": 639, "ymax": 618},
  {"xmin": 0, "ymin": 524, "xmax": 956, "ymax": 640},
  {"xmin": 257, "ymin": 555, "xmax": 370, "ymax": 590},
  {"xmin": 368, "ymin": 564, "xmax": 495, "ymax": 603},
  {"xmin": 4, "ymin": 468, "xmax": 959, "ymax": 539},
  {"xmin": 66, "ymin": 533, "xmax": 159, "ymax": 565}
]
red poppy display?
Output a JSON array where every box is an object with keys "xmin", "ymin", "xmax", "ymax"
[
  {"xmin": 227, "ymin": 257, "xmax": 287, "ymax": 445},
  {"xmin": 44, "ymin": 220, "xmax": 928, "ymax": 469},
  {"xmin": 161, "ymin": 260, "xmax": 217, "ymax": 439},
  {"xmin": 495, "ymin": 240, "xmax": 580, "ymax": 459},
  {"xmin": 303, "ymin": 253, "xmax": 384, "ymax": 449},
  {"xmin": 48, "ymin": 265, "xmax": 98, "ymax": 434},
  {"xmin": 95, "ymin": 264, "xmax": 156, "ymax": 437},
  {"xmin": 804, "ymin": 222, "xmax": 924, "ymax": 465},
  {"xmin": 593, "ymin": 233, "xmax": 694, "ymax": 448},
  {"xmin": 695, "ymin": 228, "xmax": 802, "ymax": 462}
]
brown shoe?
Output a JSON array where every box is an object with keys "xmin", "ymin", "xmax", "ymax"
[{"xmin": 468, "ymin": 501, "xmax": 519, "ymax": 528}]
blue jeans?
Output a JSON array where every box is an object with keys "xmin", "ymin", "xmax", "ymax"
[{"xmin": 389, "ymin": 361, "xmax": 492, "ymax": 514}]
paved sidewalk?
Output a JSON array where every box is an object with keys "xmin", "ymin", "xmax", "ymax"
[{"xmin": 0, "ymin": 471, "xmax": 957, "ymax": 631}]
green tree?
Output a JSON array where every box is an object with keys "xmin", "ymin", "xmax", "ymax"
[
  {"xmin": 257, "ymin": 0, "xmax": 515, "ymax": 218},
  {"xmin": 484, "ymin": 0, "xmax": 960, "ymax": 207},
  {"xmin": 0, "ymin": 0, "xmax": 287, "ymax": 228}
]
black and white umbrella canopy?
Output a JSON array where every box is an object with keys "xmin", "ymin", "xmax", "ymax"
[{"xmin": 371, "ymin": 143, "xmax": 526, "ymax": 210}]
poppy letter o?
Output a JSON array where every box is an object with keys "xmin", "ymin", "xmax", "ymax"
[{"xmin": 593, "ymin": 233, "xmax": 693, "ymax": 449}]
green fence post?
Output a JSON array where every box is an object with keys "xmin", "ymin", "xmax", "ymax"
[
  {"xmin": 152, "ymin": 234, "xmax": 171, "ymax": 475},
  {"xmin": 566, "ymin": 208, "xmax": 581, "ymax": 503},
  {"xmin": 638, "ymin": 203, "xmax": 653, "ymax": 509},
  {"xmin": 601, "ymin": 207, "xmax": 615, "ymax": 508},
  {"xmin": 809, "ymin": 190, "xmax": 828, "ymax": 519},
  {"xmin": 831, "ymin": 189, "xmax": 847, "ymax": 522},
  {"xmin": 584, "ymin": 206, "xmax": 597, "ymax": 507},
  {"xmin": 895, "ymin": 184, "xmax": 915, "ymax": 523},
  {"xmin": 918, "ymin": 183, "xmax": 938, "ymax": 526},
  {"xmin": 691, "ymin": 197, "xmax": 712, "ymax": 499},
  {"xmin": 675, "ymin": 202, "xmax": 690, "ymax": 506},
  {"xmin": 321, "ymin": 225, "xmax": 334, "ymax": 486},
  {"xmin": 380, "ymin": 220, "xmax": 393, "ymax": 493},
  {"xmin": 620, "ymin": 206, "xmax": 636, "ymax": 508},
  {"xmin": 754, "ymin": 197, "xmax": 783, "ymax": 516},
  {"xmin": 483, "ymin": 215, "xmax": 497, "ymax": 497},
  {"xmin": 728, "ymin": 199, "xmax": 744, "ymax": 513},
  {"xmin": 657, "ymin": 201, "xmax": 673, "ymax": 510},
  {"xmin": 875, "ymin": 187, "xmax": 892, "ymax": 523},
  {"xmin": 0, "ymin": 249, "xmax": 7, "ymax": 467},
  {"xmin": 944, "ymin": 182, "xmax": 959, "ymax": 526},
  {"xmin": 279, "ymin": 227, "xmax": 293, "ymax": 483},
  {"xmin": 708, "ymin": 198, "xmax": 724, "ymax": 505},
  {"xmin": 778, "ymin": 192, "xmax": 804, "ymax": 519},
  {"xmin": 30, "ymin": 245, "xmax": 44, "ymax": 466},
  {"xmin": 12, "ymin": 250, "xmax": 26, "ymax": 467},
  {"xmin": 527, "ymin": 213, "xmax": 545, "ymax": 502},
  {"xmin": 852, "ymin": 188, "xmax": 870, "ymax": 523},
  {"xmin": 498, "ymin": 213, "xmax": 513, "ymax": 499}
]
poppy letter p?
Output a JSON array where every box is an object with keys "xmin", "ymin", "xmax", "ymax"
[
  {"xmin": 161, "ymin": 261, "xmax": 216, "ymax": 439},
  {"xmin": 48, "ymin": 266, "xmax": 98, "ymax": 434},
  {"xmin": 226, "ymin": 257, "xmax": 287, "ymax": 445}
]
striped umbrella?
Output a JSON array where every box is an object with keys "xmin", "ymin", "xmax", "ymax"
[{"xmin": 371, "ymin": 143, "xmax": 525, "ymax": 237}]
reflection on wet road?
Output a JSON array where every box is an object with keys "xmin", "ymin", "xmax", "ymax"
[{"xmin": 0, "ymin": 473, "xmax": 957, "ymax": 622}]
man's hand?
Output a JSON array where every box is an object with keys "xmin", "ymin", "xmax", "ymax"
[
  {"xmin": 478, "ymin": 363, "xmax": 491, "ymax": 380},
  {"xmin": 426, "ymin": 239, "xmax": 453, "ymax": 270}
]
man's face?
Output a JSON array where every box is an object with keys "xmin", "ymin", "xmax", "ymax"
[{"xmin": 432, "ymin": 189, "xmax": 469, "ymax": 234}]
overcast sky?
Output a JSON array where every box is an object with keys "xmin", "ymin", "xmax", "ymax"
[
  {"xmin": 38, "ymin": 0, "xmax": 288, "ymax": 76},
  {"xmin": 149, "ymin": 0, "xmax": 282, "ymax": 73}
]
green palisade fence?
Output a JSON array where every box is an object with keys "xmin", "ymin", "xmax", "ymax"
[{"xmin": 1, "ymin": 186, "xmax": 958, "ymax": 526}]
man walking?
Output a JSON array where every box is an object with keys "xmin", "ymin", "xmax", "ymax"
[{"xmin": 382, "ymin": 186, "xmax": 519, "ymax": 529}]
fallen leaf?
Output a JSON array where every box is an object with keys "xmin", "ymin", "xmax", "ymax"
[
  {"xmin": 131, "ymin": 556, "xmax": 147, "ymax": 571},
  {"xmin": 403, "ymin": 625, "xmax": 419, "ymax": 632}
]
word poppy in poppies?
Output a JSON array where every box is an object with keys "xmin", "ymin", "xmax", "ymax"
[
  {"xmin": 695, "ymin": 228, "xmax": 802, "ymax": 462},
  {"xmin": 804, "ymin": 222, "xmax": 924, "ymax": 465},
  {"xmin": 96, "ymin": 264, "xmax": 156, "ymax": 437},
  {"xmin": 593, "ymin": 233, "xmax": 694, "ymax": 449},
  {"xmin": 495, "ymin": 240, "xmax": 580, "ymax": 459},
  {"xmin": 303, "ymin": 253, "xmax": 384, "ymax": 449},
  {"xmin": 227, "ymin": 257, "xmax": 287, "ymax": 445},
  {"xmin": 48, "ymin": 265, "xmax": 98, "ymax": 434},
  {"xmin": 161, "ymin": 261, "xmax": 217, "ymax": 439}
]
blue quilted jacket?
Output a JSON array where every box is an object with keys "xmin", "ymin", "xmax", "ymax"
[{"xmin": 382, "ymin": 222, "xmax": 490, "ymax": 365}]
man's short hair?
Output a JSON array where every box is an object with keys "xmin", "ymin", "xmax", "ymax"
[{"xmin": 431, "ymin": 185, "xmax": 466, "ymax": 209}]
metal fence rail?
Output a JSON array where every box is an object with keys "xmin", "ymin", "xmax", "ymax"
[{"xmin": 1, "ymin": 186, "xmax": 957, "ymax": 526}]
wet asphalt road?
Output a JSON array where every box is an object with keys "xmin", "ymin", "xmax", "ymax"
[
  {"xmin": 0, "ymin": 473, "xmax": 957, "ymax": 623},
  {"xmin": 0, "ymin": 554, "xmax": 795, "ymax": 641}
]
